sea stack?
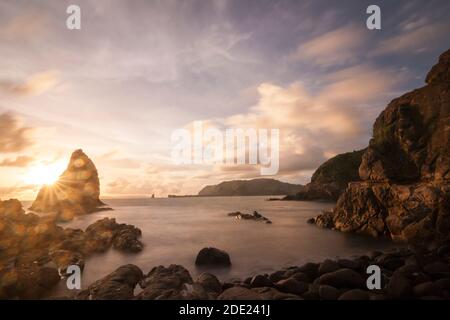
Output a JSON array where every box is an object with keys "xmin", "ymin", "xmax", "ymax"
[
  {"xmin": 30, "ymin": 149, "xmax": 108, "ymax": 220},
  {"xmin": 315, "ymin": 49, "xmax": 450, "ymax": 244}
]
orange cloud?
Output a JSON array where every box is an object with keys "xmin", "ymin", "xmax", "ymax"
[{"xmin": 0, "ymin": 70, "xmax": 60, "ymax": 96}]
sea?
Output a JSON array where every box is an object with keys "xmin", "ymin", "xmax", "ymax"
[{"xmin": 24, "ymin": 196, "xmax": 400, "ymax": 296}]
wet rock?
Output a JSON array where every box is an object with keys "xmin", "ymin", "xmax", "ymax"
[
  {"xmin": 318, "ymin": 285, "xmax": 340, "ymax": 300},
  {"xmin": 318, "ymin": 259, "xmax": 340, "ymax": 275},
  {"xmin": 138, "ymin": 265, "xmax": 194, "ymax": 300},
  {"xmin": 268, "ymin": 270, "xmax": 286, "ymax": 283},
  {"xmin": 196, "ymin": 273, "xmax": 222, "ymax": 296},
  {"xmin": 306, "ymin": 218, "xmax": 315, "ymax": 224},
  {"xmin": 252, "ymin": 287, "xmax": 302, "ymax": 300},
  {"xmin": 275, "ymin": 278, "xmax": 308, "ymax": 295},
  {"xmin": 423, "ymin": 261, "xmax": 450, "ymax": 277},
  {"xmin": 413, "ymin": 281, "xmax": 442, "ymax": 297},
  {"xmin": 249, "ymin": 274, "xmax": 272, "ymax": 288},
  {"xmin": 227, "ymin": 211, "xmax": 272, "ymax": 224},
  {"xmin": 195, "ymin": 247, "xmax": 231, "ymax": 267},
  {"xmin": 218, "ymin": 287, "xmax": 262, "ymax": 300},
  {"xmin": 338, "ymin": 289, "xmax": 370, "ymax": 300},
  {"xmin": 297, "ymin": 262, "xmax": 319, "ymax": 281},
  {"xmin": 318, "ymin": 268, "xmax": 365, "ymax": 289},
  {"xmin": 387, "ymin": 272, "xmax": 413, "ymax": 299},
  {"xmin": 78, "ymin": 264, "xmax": 143, "ymax": 300},
  {"xmin": 338, "ymin": 259, "xmax": 362, "ymax": 270}
]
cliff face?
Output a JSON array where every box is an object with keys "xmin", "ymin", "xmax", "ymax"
[
  {"xmin": 316, "ymin": 49, "xmax": 450, "ymax": 243},
  {"xmin": 198, "ymin": 178, "xmax": 305, "ymax": 197},
  {"xmin": 285, "ymin": 149, "xmax": 365, "ymax": 201},
  {"xmin": 30, "ymin": 149, "xmax": 107, "ymax": 220}
]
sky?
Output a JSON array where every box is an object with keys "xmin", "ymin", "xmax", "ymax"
[{"xmin": 0, "ymin": 0, "xmax": 449, "ymax": 200}]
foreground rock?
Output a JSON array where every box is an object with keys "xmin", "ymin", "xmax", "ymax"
[
  {"xmin": 227, "ymin": 211, "xmax": 272, "ymax": 224},
  {"xmin": 78, "ymin": 264, "xmax": 143, "ymax": 300},
  {"xmin": 74, "ymin": 245, "xmax": 450, "ymax": 300},
  {"xmin": 284, "ymin": 149, "xmax": 365, "ymax": 201},
  {"xmin": 313, "ymin": 49, "xmax": 450, "ymax": 243},
  {"xmin": 30, "ymin": 149, "xmax": 111, "ymax": 221},
  {"xmin": 0, "ymin": 199, "xmax": 142, "ymax": 299},
  {"xmin": 195, "ymin": 247, "xmax": 231, "ymax": 267}
]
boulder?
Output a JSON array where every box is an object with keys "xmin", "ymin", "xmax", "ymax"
[
  {"xmin": 317, "ymin": 268, "xmax": 365, "ymax": 289},
  {"xmin": 195, "ymin": 247, "xmax": 231, "ymax": 267},
  {"xmin": 78, "ymin": 264, "xmax": 143, "ymax": 300},
  {"xmin": 318, "ymin": 285, "xmax": 340, "ymax": 300},
  {"xmin": 218, "ymin": 287, "xmax": 262, "ymax": 300},
  {"xmin": 137, "ymin": 265, "xmax": 195, "ymax": 300},
  {"xmin": 275, "ymin": 278, "xmax": 308, "ymax": 295},
  {"xmin": 338, "ymin": 289, "xmax": 370, "ymax": 300}
]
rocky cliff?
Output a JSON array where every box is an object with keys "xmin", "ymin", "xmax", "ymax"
[
  {"xmin": 198, "ymin": 178, "xmax": 305, "ymax": 197},
  {"xmin": 315, "ymin": 49, "xmax": 450, "ymax": 244},
  {"xmin": 284, "ymin": 149, "xmax": 365, "ymax": 201},
  {"xmin": 30, "ymin": 149, "xmax": 108, "ymax": 220}
]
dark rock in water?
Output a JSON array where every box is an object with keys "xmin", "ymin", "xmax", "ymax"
[
  {"xmin": 195, "ymin": 247, "xmax": 231, "ymax": 267},
  {"xmin": 338, "ymin": 289, "xmax": 370, "ymax": 300},
  {"xmin": 310, "ymin": 49, "xmax": 450, "ymax": 243},
  {"xmin": 218, "ymin": 287, "xmax": 262, "ymax": 300},
  {"xmin": 306, "ymin": 217, "xmax": 315, "ymax": 224},
  {"xmin": 78, "ymin": 264, "xmax": 143, "ymax": 300},
  {"xmin": 227, "ymin": 211, "xmax": 272, "ymax": 224},
  {"xmin": 84, "ymin": 218, "xmax": 143, "ymax": 253},
  {"xmin": 30, "ymin": 149, "xmax": 111, "ymax": 220}
]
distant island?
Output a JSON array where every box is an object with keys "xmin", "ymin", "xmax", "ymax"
[{"xmin": 197, "ymin": 178, "xmax": 305, "ymax": 197}]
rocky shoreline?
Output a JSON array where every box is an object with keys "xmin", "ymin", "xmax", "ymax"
[
  {"xmin": 0, "ymin": 199, "xmax": 143, "ymax": 299},
  {"xmin": 74, "ymin": 244, "xmax": 450, "ymax": 300}
]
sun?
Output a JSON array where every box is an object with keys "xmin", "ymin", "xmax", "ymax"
[{"xmin": 23, "ymin": 161, "xmax": 66, "ymax": 186}]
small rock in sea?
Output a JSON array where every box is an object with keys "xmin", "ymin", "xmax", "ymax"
[
  {"xmin": 195, "ymin": 247, "xmax": 232, "ymax": 267},
  {"xmin": 226, "ymin": 211, "xmax": 272, "ymax": 224}
]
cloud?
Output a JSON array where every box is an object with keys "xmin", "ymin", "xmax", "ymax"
[
  {"xmin": 0, "ymin": 70, "xmax": 59, "ymax": 96},
  {"xmin": 373, "ymin": 22, "xmax": 450, "ymax": 56},
  {"xmin": 0, "ymin": 112, "xmax": 33, "ymax": 152},
  {"xmin": 0, "ymin": 155, "xmax": 34, "ymax": 167},
  {"xmin": 220, "ymin": 64, "xmax": 404, "ymax": 176},
  {"xmin": 291, "ymin": 25, "xmax": 366, "ymax": 66}
]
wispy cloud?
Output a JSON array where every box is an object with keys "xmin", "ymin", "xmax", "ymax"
[
  {"xmin": 0, "ymin": 112, "xmax": 33, "ymax": 152},
  {"xmin": 0, "ymin": 155, "xmax": 34, "ymax": 167},
  {"xmin": 0, "ymin": 70, "xmax": 60, "ymax": 96},
  {"xmin": 291, "ymin": 25, "xmax": 366, "ymax": 66}
]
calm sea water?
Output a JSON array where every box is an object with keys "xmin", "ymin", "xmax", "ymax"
[{"xmin": 24, "ymin": 197, "xmax": 400, "ymax": 296}]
